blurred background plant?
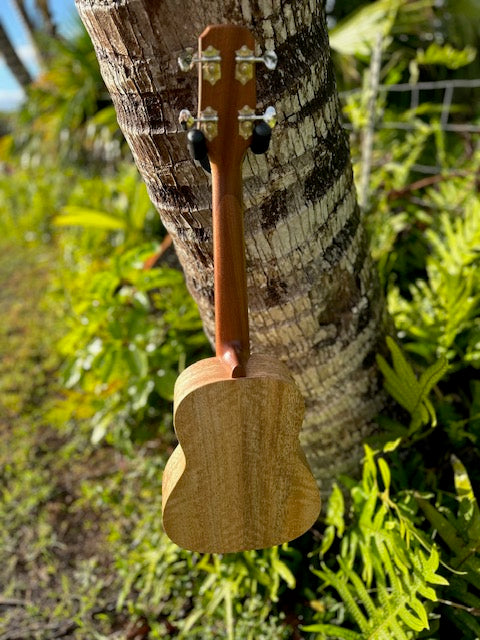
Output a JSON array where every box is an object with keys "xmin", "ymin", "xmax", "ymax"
[{"xmin": 1, "ymin": 0, "xmax": 480, "ymax": 637}]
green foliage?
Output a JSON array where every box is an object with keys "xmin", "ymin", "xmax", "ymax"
[
  {"xmin": 330, "ymin": 0, "xmax": 479, "ymax": 89},
  {"xmin": 2, "ymin": 2, "xmax": 480, "ymax": 638},
  {"xmin": 81, "ymin": 454, "xmax": 295, "ymax": 639},
  {"xmin": 304, "ymin": 448, "xmax": 448, "ymax": 639},
  {"xmin": 57, "ymin": 243, "xmax": 208, "ymax": 444},
  {"xmin": 329, "ymin": 0, "xmax": 436, "ymax": 59},
  {"xmin": 415, "ymin": 457, "xmax": 480, "ymax": 637},
  {"xmin": 376, "ymin": 336, "xmax": 448, "ymax": 439},
  {"xmin": 0, "ymin": 244, "xmax": 117, "ymax": 639},
  {"xmin": 55, "ymin": 206, "xmax": 130, "ymax": 231},
  {"xmin": 14, "ymin": 25, "xmax": 122, "ymax": 168},
  {"xmin": 0, "ymin": 164, "xmax": 73, "ymax": 244},
  {"xmin": 0, "ymin": 159, "xmax": 159, "ymax": 250},
  {"xmin": 415, "ymin": 43, "xmax": 477, "ymax": 70},
  {"xmin": 389, "ymin": 193, "xmax": 480, "ymax": 367},
  {"xmin": 54, "ymin": 165, "xmax": 158, "ymax": 242},
  {"xmin": 440, "ymin": 0, "xmax": 480, "ymax": 76}
]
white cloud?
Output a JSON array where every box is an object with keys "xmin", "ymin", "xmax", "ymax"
[
  {"xmin": 17, "ymin": 43, "xmax": 40, "ymax": 75},
  {"xmin": 0, "ymin": 88, "xmax": 25, "ymax": 111},
  {"xmin": 17, "ymin": 43, "xmax": 38, "ymax": 65}
]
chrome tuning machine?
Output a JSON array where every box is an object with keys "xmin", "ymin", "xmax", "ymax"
[
  {"xmin": 237, "ymin": 105, "xmax": 277, "ymax": 155},
  {"xmin": 178, "ymin": 109, "xmax": 216, "ymax": 173},
  {"xmin": 179, "ymin": 107, "xmax": 219, "ymax": 141},
  {"xmin": 235, "ymin": 46, "xmax": 278, "ymax": 85},
  {"xmin": 178, "ymin": 45, "xmax": 221, "ymax": 85},
  {"xmin": 238, "ymin": 106, "xmax": 276, "ymax": 138}
]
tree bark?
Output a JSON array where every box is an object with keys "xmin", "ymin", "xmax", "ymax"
[
  {"xmin": 35, "ymin": 0, "xmax": 57, "ymax": 38},
  {"xmin": 74, "ymin": 0, "xmax": 387, "ymax": 491},
  {"xmin": 10, "ymin": 0, "xmax": 44, "ymax": 68},
  {"xmin": 0, "ymin": 19, "xmax": 33, "ymax": 89}
]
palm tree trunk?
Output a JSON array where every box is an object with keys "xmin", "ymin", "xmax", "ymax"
[
  {"xmin": 35, "ymin": 0, "xmax": 57, "ymax": 38},
  {"xmin": 10, "ymin": 0, "xmax": 44, "ymax": 68},
  {"xmin": 0, "ymin": 19, "xmax": 32, "ymax": 89},
  {"xmin": 74, "ymin": 0, "xmax": 388, "ymax": 491}
]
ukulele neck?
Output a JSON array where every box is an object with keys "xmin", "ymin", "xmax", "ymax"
[
  {"xmin": 195, "ymin": 24, "xmax": 256, "ymax": 378},
  {"xmin": 212, "ymin": 158, "xmax": 250, "ymax": 378}
]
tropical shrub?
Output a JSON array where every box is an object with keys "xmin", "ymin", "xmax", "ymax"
[{"xmin": 1, "ymin": 2, "xmax": 480, "ymax": 638}]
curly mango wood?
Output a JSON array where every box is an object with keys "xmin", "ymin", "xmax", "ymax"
[{"xmin": 162, "ymin": 24, "xmax": 320, "ymax": 553}]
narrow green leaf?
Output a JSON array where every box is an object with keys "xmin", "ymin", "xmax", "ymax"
[
  {"xmin": 398, "ymin": 605, "xmax": 426, "ymax": 632},
  {"xmin": 417, "ymin": 356, "xmax": 448, "ymax": 395},
  {"xmin": 54, "ymin": 206, "xmax": 127, "ymax": 230},
  {"xmin": 383, "ymin": 437, "xmax": 402, "ymax": 452},
  {"xmin": 326, "ymin": 483, "xmax": 345, "ymax": 537},
  {"xmin": 320, "ymin": 525, "xmax": 336, "ymax": 556},
  {"xmin": 300, "ymin": 623, "xmax": 362, "ymax": 639},
  {"xmin": 409, "ymin": 596, "xmax": 429, "ymax": 629},
  {"xmin": 387, "ymin": 336, "xmax": 418, "ymax": 391},
  {"xmin": 271, "ymin": 555, "xmax": 296, "ymax": 590},
  {"xmin": 378, "ymin": 458, "xmax": 391, "ymax": 492}
]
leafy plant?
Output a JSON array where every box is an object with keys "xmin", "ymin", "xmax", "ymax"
[
  {"xmin": 2, "ymin": 2, "xmax": 480, "ymax": 638},
  {"xmin": 415, "ymin": 456, "xmax": 480, "ymax": 637},
  {"xmin": 389, "ymin": 192, "xmax": 480, "ymax": 366},
  {"xmin": 53, "ymin": 164, "xmax": 161, "ymax": 250},
  {"xmin": 304, "ymin": 447, "xmax": 448, "ymax": 639},
  {"xmin": 83, "ymin": 454, "xmax": 296, "ymax": 639},
  {"xmin": 57, "ymin": 243, "xmax": 208, "ymax": 445},
  {"xmin": 376, "ymin": 336, "xmax": 448, "ymax": 440},
  {"xmin": 415, "ymin": 43, "xmax": 477, "ymax": 70},
  {"xmin": 14, "ymin": 24, "xmax": 122, "ymax": 169}
]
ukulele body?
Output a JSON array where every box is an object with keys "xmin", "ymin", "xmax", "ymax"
[{"xmin": 162, "ymin": 353, "xmax": 321, "ymax": 553}]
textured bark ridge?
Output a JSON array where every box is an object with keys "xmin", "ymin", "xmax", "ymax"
[
  {"xmin": 0, "ymin": 20, "xmax": 33, "ymax": 88},
  {"xmin": 75, "ymin": 0, "xmax": 387, "ymax": 490}
]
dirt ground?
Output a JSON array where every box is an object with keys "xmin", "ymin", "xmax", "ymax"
[{"xmin": 0, "ymin": 243, "xmax": 138, "ymax": 640}]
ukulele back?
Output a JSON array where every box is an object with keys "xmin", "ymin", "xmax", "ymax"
[{"xmin": 162, "ymin": 354, "xmax": 321, "ymax": 553}]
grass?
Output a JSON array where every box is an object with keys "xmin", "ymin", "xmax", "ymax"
[{"xmin": 0, "ymin": 242, "xmax": 129, "ymax": 639}]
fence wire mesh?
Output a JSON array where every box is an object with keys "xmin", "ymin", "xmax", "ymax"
[{"xmin": 339, "ymin": 75, "xmax": 480, "ymax": 210}]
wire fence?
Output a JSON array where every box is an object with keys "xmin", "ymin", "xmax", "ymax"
[
  {"xmin": 338, "ymin": 50, "xmax": 480, "ymax": 208},
  {"xmin": 341, "ymin": 78, "xmax": 480, "ymax": 135}
]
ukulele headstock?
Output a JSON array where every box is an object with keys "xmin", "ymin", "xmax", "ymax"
[{"xmin": 178, "ymin": 24, "xmax": 277, "ymax": 168}]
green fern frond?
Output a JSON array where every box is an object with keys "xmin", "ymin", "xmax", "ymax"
[
  {"xmin": 312, "ymin": 564, "xmax": 370, "ymax": 631},
  {"xmin": 319, "ymin": 483, "xmax": 346, "ymax": 556},
  {"xmin": 415, "ymin": 460, "xmax": 480, "ymax": 638},
  {"xmin": 451, "ymin": 454, "xmax": 480, "ymax": 544},
  {"xmin": 300, "ymin": 623, "xmax": 362, "ymax": 639},
  {"xmin": 377, "ymin": 336, "xmax": 448, "ymax": 436},
  {"xmin": 426, "ymin": 200, "xmax": 480, "ymax": 271},
  {"xmin": 388, "ymin": 196, "xmax": 480, "ymax": 365},
  {"xmin": 417, "ymin": 462, "xmax": 480, "ymax": 587},
  {"xmin": 309, "ymin": 451, "xmax": 447, "ymax": 640},
  {"xmin": 312, "ymin": 548, "xmax": 441, "ymax": 639}
]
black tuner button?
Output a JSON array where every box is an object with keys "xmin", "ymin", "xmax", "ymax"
[
  {"xmin": 250, "ymin": 121, "xmax": 272, "ymax": 155},
  {"xmin": 199, "ymin": 155, "xmax": 211, "ymax": 174},
  {"xmin": 187, "ymin": 128, "xmax": 208, "ymax": 161},
  {"xmin": 186, "ymin": 128, "xmax": 211, "ymax": 173}
]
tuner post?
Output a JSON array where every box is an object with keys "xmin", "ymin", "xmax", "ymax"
[
  {"xmin": 179, "ymin": 107, "xmax": 218, "ymax": 141},
  {"xmin": 237, "ymin": 105, "xmax": 276, "ymax": 142},
  {"xmin": 235, "ymin": 45, "xmax": 278, "ymax": 85},
  {"xmin": 178, "ymin": 45, "xmax": 221, "ymax": 85}
]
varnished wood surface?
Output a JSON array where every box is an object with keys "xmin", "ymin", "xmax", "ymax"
[
  {"xmin": 162, "ymin": 354, "xmax": 321, "ymax": 553},
  {"xmin": 199, "ymin": 25, "xmax": 256, "ymax": 376}
]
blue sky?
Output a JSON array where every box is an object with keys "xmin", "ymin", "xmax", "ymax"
[{"xmin": 0, "ymin": 0, "xmax": 77, "ymax": 110}]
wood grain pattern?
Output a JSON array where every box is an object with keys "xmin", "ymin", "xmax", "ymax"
[{"xmin": 163, "ymin": 354, "xmax": 321, "ymax": 553}]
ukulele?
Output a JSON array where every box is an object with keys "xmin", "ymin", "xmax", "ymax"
[{"xmin": 162, "ymin": 24, "xmax": 320, "ymax": 554}]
